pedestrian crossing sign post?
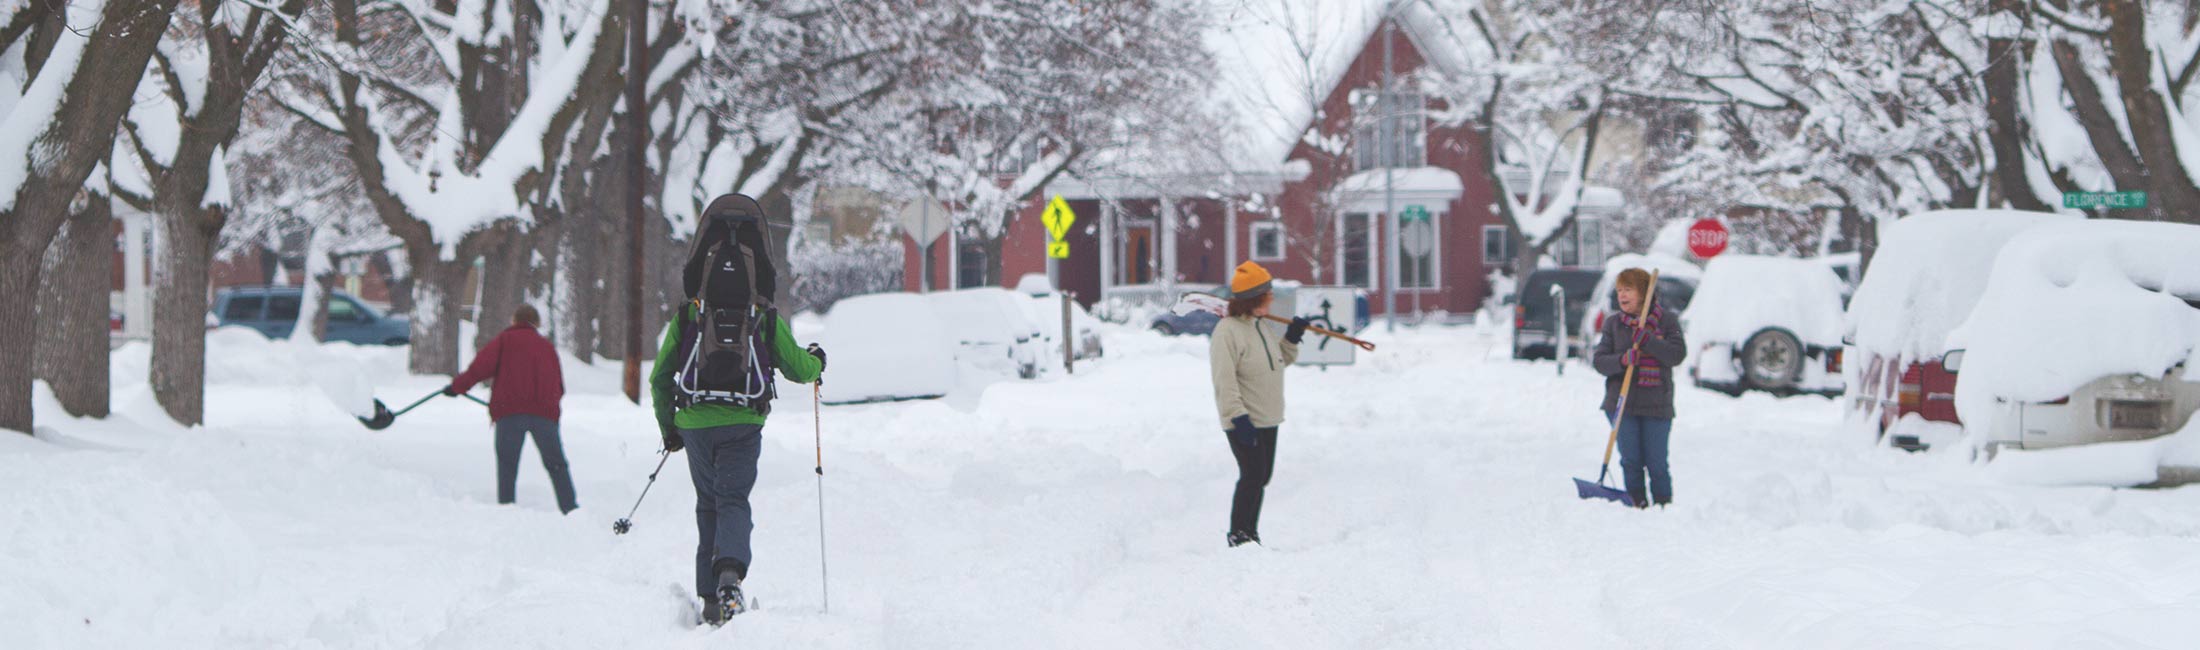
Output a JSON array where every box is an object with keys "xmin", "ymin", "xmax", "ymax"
[{"xmin": 1043, "ymin": 195, "xmax": 1076, "ymax": 259}]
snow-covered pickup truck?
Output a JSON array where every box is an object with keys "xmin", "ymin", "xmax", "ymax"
[{"xmin": 1683, "ymin": 255, "xmax": 1848, "ymax": 398}]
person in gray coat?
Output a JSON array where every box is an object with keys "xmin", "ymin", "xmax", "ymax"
[{"xmin": 1590, "ymin": 268, "xmax": 1686, "ymax": 508}]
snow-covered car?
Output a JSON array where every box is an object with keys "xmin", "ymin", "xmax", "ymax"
[
  {"xmin": 927, "ymin": 287, "xmax": 1047, "ymax": 379},
  {"xmin": 1014, "ymin": 274, "xmax": 1103, "ymax": 361},
  {"xmin": 1581, "ymin": 252, "xmax": 1702, "ymax": 349},
  {"xmin": 1946, "ymin": 220, "xmax": 2200, "ymax": 475},
  {"xmin": 817, "ymin": 293, "xmax": 955, "ymax": 404},
  {"xmin": 1683, "ymin": 255, "xmax": 1847, "ymax": 398},
  {"xmin": 1148, "ymin": 284, "xmax": 1225, "ymax": 336},
  {"xmin": 1843, "ymin": 209, "xmax": 2070, "ymax": 450}
]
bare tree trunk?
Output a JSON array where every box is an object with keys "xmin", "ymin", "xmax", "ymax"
[
  {"xmin": 34, "ymin": 193, "xmax": 114, "ymax": 418},
  {"xmin": 475, "ymin": 225, "xmax": 530, "ymax": 350},
  {"xmin": 1984, "ymin": 0, "xmax": 2050, "ymax": 211},
  {"xmin": 152, "ymin": 207, "xmax": 223, "ymax": 426},
  {"xmin": 2101, "ymin": 0, "xmax": 2200, "ymax": 223},
  {"xmin": 0, "ymin": 0, "xmax": 181, "ymax": 434},
  {"xmin": 560, "ymin": 213, "xmax": 600, "ymax": 362},
  {"xmin": 404, "ymin": 246, "xmax": 472, "ymax": 375}
]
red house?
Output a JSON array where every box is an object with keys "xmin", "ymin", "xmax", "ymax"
[{"xmin": 902, "ymin": 2, "xmax": 1621, "ymax": 317}]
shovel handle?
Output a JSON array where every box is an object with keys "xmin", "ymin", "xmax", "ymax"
[{"xmin": 1258, "ymin": 315, "xmax": 1376, "ymax": 351}]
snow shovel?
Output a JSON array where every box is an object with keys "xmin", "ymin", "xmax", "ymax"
[
  {"xmin": 1574, "ymin": 270, "xmax": 1661, "ymax": 507},
  {"xmin": 358, "ymin": 389, "xmax": 489, "ymax": 430},
  {"xmin": 1172, "ymin": 293, "xmax": 1377, "ymax": 351}
]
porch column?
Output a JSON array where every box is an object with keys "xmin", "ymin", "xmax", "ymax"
[
  {"xmin": 1224, "ymin": 198, "xmax": 1238, "ymax": 267},
  {"xmin": 1160, "ymin": 196, "xmax": 1178, "ymax": 295},
  {"xmin": 1100, "ymin": 199, "xmax": 1117, "ymax": 294}
]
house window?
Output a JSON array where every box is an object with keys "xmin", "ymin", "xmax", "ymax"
[
  {"xmin": 957, "ymin": 242, "xmax": 990, "ymax": 288},
  {"xmin": 1397, "ymin": 212, "xmax": 1440, "ymax": 289},
  {"xmin": 1250, "ymin": 221, "xmax": 1284, "ymax": 261},
  {"xmin": 1483, "ymin": 225, "xmax": 1513, "ymax": 266},
  {"xmin": 1342, "ymin": 212, "xmax": 1373, "ymax": 288},
  {"xmin": 1353, "ymin": 92, "xmax": 1426, "ymax": 170}
]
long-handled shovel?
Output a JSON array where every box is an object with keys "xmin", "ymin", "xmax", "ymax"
[
  {"xmin": 1171, "ymin": 293, "xmax": 1377, "ymax": 351},
  {"xmin": 1574, "ymin": 270, "xmax": 1661, "ymax": 507},
  {"xmin": 358, "ymin": 388, "xmax": 489, "ymax": 430}
]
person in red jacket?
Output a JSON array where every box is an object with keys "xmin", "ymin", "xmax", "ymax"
[{"xmin": 447, "ymin": 305, "xmax": 577, "ymax": 514}]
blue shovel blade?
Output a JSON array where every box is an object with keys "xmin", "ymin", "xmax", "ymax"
[{"xmin": 1574, "ymin": 478, "xmax": 1634, "ymax": 506}]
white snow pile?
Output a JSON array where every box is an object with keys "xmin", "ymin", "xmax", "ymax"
[
  {"xmin": 1681, "ymin": 255, "xmax": 1846, "ymax": 347},
  {"xmin": 817, "ymin": 293, "xmax": 955, "ymax": 404},
  {"xmin": 1845, "ymin": 209, "xmax": 2071, "ymax": 363},
  {"xmin": 1948, "ymin": 220, "xmax": 2200, "ymax": 459}
]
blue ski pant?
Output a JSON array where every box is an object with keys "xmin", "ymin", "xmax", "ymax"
[{"xmin": 680, "ymin": 423, "xmax": 763, "ymax": 597}]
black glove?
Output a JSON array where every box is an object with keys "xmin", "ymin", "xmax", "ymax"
[
  {"xmin": 661, "ymin": 425, "xmax": 684, "ymax": 453},
  {"xmin": 1228, "ymin": 414, "xmax": 1258, "ymax": 447},
  {"xmin": 1283, "ymin": 317, "xmax": 1312, "ymax": 344},
  {"xmin": 441, "ymin": 383, "xmax": 461, "ymax": 397},
  {"xmin": 807, "ymin": 343, "xmax": 827, "ymax": 373}
]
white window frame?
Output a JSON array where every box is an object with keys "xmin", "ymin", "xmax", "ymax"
[
  {"xmin": 1483, "ymin": 225, "xmax": 1513, "ymax": 267},
  {"xmin": 1250, "ymin": 220, "xmax": 1285, "ymax": 261},
  {"xmin": 1334, "ymin": 212, "xmax": 1378, "ymax": 289},
  {"xmin": 1393, "ymin": 211, "xmax": 1442, "ymax": 290}
]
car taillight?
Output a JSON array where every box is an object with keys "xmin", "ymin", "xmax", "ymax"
[
  {"xmin": 1826, "ymin": 349, "xmax": 1843, "ymax": 373},
  {"xmin": 1514, "ymin": 305, "xmax": 1525, "ymax": 330},
  {"xmin": 1897, "ymin": 366, "xmax": 1923, "ymax": 413}
]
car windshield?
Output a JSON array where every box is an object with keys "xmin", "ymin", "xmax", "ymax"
[{"xmin": 221, "ymin": 295, "xmax": 264, "ymax": 321}]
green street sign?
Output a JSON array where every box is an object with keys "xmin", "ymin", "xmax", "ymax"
[
  {"xmin": 1400, "ymin": 205, "xmax": 1431, "ymax": 222},
  {"xmin": 2063, "ymin": 191, "xmax": 2148, "ymax": 209}
]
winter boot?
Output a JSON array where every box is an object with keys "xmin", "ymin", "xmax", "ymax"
[
  {"xmin": 1227, "ymin": 530, "xmax": 1260, "ymax": 548},
  {"xmin": 700, "ymin": 596, "xmax": 724, "ymax": 626},
  {"xmin": 712, "ymin": 566, "xmax": 748, "ymax": 623}
]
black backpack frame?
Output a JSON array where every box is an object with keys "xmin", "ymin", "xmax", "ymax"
[{"xmin": 671, "ymin": 207, "xmax": 779, "ymax": 414}]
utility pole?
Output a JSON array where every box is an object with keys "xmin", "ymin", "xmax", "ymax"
[
  {"xmin": 1381, "ymin": 22, "xmax": 1397, "ymax": 332},
  {"xmin": 620, "ymin": 0, "xmax": 649, "ymax": 403}
]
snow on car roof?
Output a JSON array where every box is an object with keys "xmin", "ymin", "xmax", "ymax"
[
  {"xmin": 1681, "ymin": 254, "xmax": 1847, "ymax": 347},
  {"xmin": 1845, "ymin": 209, "xmax": 2073, "ymax": 361},
  {"xmin": 1948, "ymin": 220, "xmax": 2200, "ymax": 421}
]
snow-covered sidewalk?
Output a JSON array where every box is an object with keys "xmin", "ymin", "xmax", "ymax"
[{"xmin": 9, "ymin": 326, "xmax": 2200, "ymax": 649}]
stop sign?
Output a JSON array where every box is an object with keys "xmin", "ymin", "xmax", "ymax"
[{"xmin": 1687, "ymin": 219, "xmax": 1729, "ymax": 259}]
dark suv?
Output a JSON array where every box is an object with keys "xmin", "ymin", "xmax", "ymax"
[
  {"xmin": 1512, "ymin": 269, "xmax": 1601, "ymax": 360},
  {"xmin": 212, "ymin": 286, "xmax": 410, "ymax": 346}
]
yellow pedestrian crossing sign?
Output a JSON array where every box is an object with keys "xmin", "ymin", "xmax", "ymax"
[{"xmin": 1043, "ymin": 195, "xmax": 1076, "ymax": 259}]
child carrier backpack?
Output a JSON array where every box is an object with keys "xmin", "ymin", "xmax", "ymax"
[{"xmin": 673, "ymin": 195, "xmax": 780, "ymax": 414}]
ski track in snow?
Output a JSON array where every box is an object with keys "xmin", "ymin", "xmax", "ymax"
[{"xmin": 8, "ymin": 326, "xmax": 2200, "ymax": 648}]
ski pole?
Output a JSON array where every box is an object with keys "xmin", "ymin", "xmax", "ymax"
[
  {"xmin": 612, "ymin": 449, "xmax": 672, "ymax": 535},
  {"xmin": 813, "ymin": 381, "xmax": 830, "ymax": 614}
]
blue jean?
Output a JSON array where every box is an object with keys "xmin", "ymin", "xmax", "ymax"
[
  {"xmin": 680, "ymin": 423, "xmax": 764, "ymax": 597},
  {"xmin": 494, "ymin": 415, "xmax": 577, "ymax": 513},
  {"xmin": 1607, "ymin": 412, "xmax": 1673, "ymax": 506}
]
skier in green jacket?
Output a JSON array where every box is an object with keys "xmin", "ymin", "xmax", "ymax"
[{"xmin": 650, "ymin": 194, "xmax": 824, "ymax": 625}]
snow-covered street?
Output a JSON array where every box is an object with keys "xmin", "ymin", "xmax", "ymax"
[{"xmin": 12, "ymin": 324, "xmax": 2200, "ymax": 649}]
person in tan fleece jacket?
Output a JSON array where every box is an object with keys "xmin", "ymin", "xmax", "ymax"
[{"xmin": 1210, "ymin": 261, "xmax": 1310, "ymax": 548}]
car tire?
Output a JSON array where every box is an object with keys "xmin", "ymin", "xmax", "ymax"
[
  {"xmin": 1740, "ymin": 328, "xmax": 1803, "ymax": 392},
  {"xmin": 1152, "ymin": 322, "xmax": 1176, "ymax": 336}
]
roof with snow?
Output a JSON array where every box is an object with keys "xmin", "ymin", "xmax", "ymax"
[
  {"xmin": 1336, "ymin": 166, "xmax": 1464, "ymax": 195},
  {"xmin": 1070, "ymin": 0, "xmax": 1478, "ymax": 189}
]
